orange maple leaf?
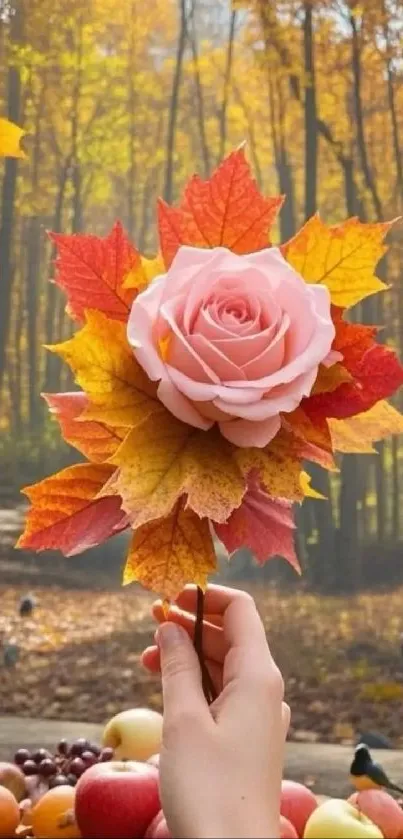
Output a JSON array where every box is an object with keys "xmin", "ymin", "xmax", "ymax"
[
  {"xmin": 44, "ymin": 393, "xmax": 127, "ymax": 462},
  {"xmin": 158, "ymin": 147, "xmax": 283, "ymax": 267}
]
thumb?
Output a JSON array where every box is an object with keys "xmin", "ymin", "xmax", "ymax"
[{"xmin": 157, "ymin": 622, "xmax": 208, "ymax": 721}]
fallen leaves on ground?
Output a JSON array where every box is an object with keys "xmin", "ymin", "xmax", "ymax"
[{"xmin": 1, "ymin": 583, "xmax": 403, "ymax": 747}]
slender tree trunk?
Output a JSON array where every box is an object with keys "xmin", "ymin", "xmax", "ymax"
[
  {"xmin": 26, "ymin": 216, "xmax": 41, "ymax": 429},
  {"xmin": 127, "ymin": 0, "xmax": 137, "ymax": 236},
  {"xmin": 0, "ymin": 0, "xmax": 24, "ymax": 394},
  {"xmin": 44, "ymin": 161, "xmax": 70, "ymax": 392},
  {"xmin": 268, "ymin": 79, "xmax": 296, "ymax": 240},
  {"xmin": 218, "ymin": 10, "xmax": 236, "ymax": 163},
  {"xmin": 303, "ymin": 2, "xmax": 317, "ymax": 220},
  {"xmin": 189, "ymin": 2, "xmax": 210, "ymax": 176},
  {"xmin": 382, "ymin": 9, "xmax": 403, "ymax": 207},
  {"xmin": 391, "ymin": 436, "xmax": 400, "ymax": 542},
  {"xmin": 164, "ymin": 0, "xmax": 188, "ymax": 203}
]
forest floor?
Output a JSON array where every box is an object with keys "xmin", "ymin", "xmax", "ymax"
[{"xmin": 1, "ymin": 581, "xmax": 403, "ymax": 747}]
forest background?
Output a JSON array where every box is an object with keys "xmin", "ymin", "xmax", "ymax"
[{"xmin": 1, "ymin": 0, "xmax": 403, "ymax": 593}]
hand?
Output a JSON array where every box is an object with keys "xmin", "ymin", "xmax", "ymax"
[{"xmin": 141, "ymin": 585, "xmax": 290, "ymax": 839}]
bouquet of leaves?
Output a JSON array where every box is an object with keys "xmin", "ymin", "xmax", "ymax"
[{"xmin": 18, "ymin": 149, "xmax": 403, "ymax": 617}]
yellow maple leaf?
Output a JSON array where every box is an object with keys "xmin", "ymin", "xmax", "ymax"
[
  {"xmin": 47, "ymin": 310, "xmax": 160, "ymax": 427},
  {"xmin": 235, "ymin": 428, "xmax": 317, "ymax": 501},
  {"xmin": 283, "ymin": 214, "xmax": 397, "ymax": 308},
  {"xmin": 300, "ymin": 471, "xmax": 325, "ymax": 500},
  {"xmin": 107, "ymin": 412, "xmax": 246, "ymax": 528},
  {"xmin": 123, "ymin": 501, "xmax": 217, "ymax": 599},
  {"xmin": 329, "ymin": 400, "xmax": 403, "ymax": 453},
  {"xmin": 0, "ymin": 117, "xmax": 26, "ymax": 158},
  {"xmin": 122, "ymin": 252, "xmax": 164, "ymax": 293}
]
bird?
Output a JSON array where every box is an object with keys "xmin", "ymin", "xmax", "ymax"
[
  {"xmin": 350, "ymin": 743, "xmax": 403, "ymax": 794},
  {"xmin": 19, "ymin": 593, "xmax": 36, "ymax": 618}
]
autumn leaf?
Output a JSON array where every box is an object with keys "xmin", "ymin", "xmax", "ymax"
[
  {"xmin": 304, "ymin": 342, "xmax": 403, "ymax": 420},
  {"xmin": 214, "ymin": 479, "xmax": 300, "ymax": 573},
  {"xmin": 0, "ymin": 118, "xmax": 26, "ymax": 158},
  {"xmin": 48, "ymin": 310, "xmax": 160, "ymax": 427},
  {"xmin": 300, "ymin": 471, "xmax": 326, "ymax": 500},
  {"xmin": 312, "ymin": 363, "xmax": 352, "ymax": 395},
  {"xmin": 158, "ymin": 147, "xmax": 283, "ymax": 267},
  {"xmin": 124, "ymin": 253, "xmax": 165, "ymax": 289},
  {"xmin": 283, "ymin": 215, "xmax": 396, "ymax": 307},
  {"xmin": 44, "ymin": 392, "xmax": 126, "ymax": 462},
  {"xmin": 17, "ymin": 463, "xmax": 128, "ymax": 555},
  {"xmin": 107, "ymin": 411, "xmax": 246, "ymax": 528},
  {"xmin": 329, "ymin": 401, "xmax": 403, "ymax": 453},
  {"xmin": 50, "ymin": 222, "xmax": 146, "ymax": 322},
  {"xmin": 285, "ymin": 407, "xmax": 333, "ymax": 462},
  {"xmin": 123, "ymin": 501, "xmax": 216, "ymax": 599}
]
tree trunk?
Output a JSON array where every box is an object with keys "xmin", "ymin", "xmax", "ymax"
[
  {"xmin": 25, "ymin": 216, "xmax": 42, "ymax": 430},
  {"xmin": 127, "ymin": 0, "xmax": 137, "ymax": 236},
  {"xmin": 189, "ymin": 1, "xmax": 210, "ymax": 176},
  {"xmin": 164, "ymin": 0, "xmax": 188, "ymax": 203},
  {"xmin": 268, "ymin": 79, "xmax": 296, "ymax": 240},
  {"xmin": 303, "ymin": 2, "xmax": 317, "ymax": 220},
  {"xmin": 218, "ymin": 10, "xmax": 236, "ymax": 163},
  {"xmin": 0, "ymin": 0, "xmax": 24, "ymax": 394},
  {"xmin": 383, "ymin": 9, "xmax": 403, "ymax": 207}
]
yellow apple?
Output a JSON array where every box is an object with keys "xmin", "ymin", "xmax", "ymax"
[
  {"xmin": 102, "ymin": 708, "xmax": 163, "ymax": 761},
  {"xmin": 304, "ymin": 799, "xmax": 383, "ymax": 839}
]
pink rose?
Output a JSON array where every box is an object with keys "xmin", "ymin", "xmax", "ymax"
[{"xmin": 127, "ymin": 246, "xmax": 335, "ymax": 447}]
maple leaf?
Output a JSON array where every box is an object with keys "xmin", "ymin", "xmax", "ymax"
[
  {"xmin": 50, "ymin": 222, "xmax": 147, "ymax": 323},
  {"xmin": 106, "ymin": 412, "xmax": 246, "ymax": 528},
  {"xmin": 123, "ymin": 501, "xmax": 217, "ymax": 599},
  {"xmin": 305, "ymin": 342, "xmax": 403, "ymax": 420},
  {"xmin": 312, "ymin": 363, "xmax": 352, "ymax": 395},
  {"xmin": 214, "ymin": 478, "xmax": 300, "ymax": 573},
  {"xmin": 44, "ymin": 392, "xmax": 126, "ymax": 462},
  {"xmin": 17, "ymin": 463, "xmax": 128, "ymax": 555},
  {"xmin": 0, "ymin": 118, "xmax": 26, "ymax": 158},
  {"xmin": 300, "ymin": 471, "xmax": 326, "ymax": 500},
  {"xmin": 285, "ymin": 407, "xmax": 333, "ymax": 460},
  {"xmin": 158, "ymin": 147, "xmax": 283, "ymax": 267},
  {"xmin": 283, "ymin": 215, "xmax": 396, "ymax": 307},
  {"xmin": 48, "ymin": 311, "xmax": 160, "ymax": 427},
  {"xmin": 329, "ymin": 401, "xmax": 403, "ymax": 453}
]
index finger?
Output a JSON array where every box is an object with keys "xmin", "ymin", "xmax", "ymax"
[{"xmin": 175, "ymin": 584, "xmax": 253, "ymax": 617}]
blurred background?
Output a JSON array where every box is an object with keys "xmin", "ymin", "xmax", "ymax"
[{"xmin": 0, "ymin": 0, "xmax": 403, "ymax": 745}]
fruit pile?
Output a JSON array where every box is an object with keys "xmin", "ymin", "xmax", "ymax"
[{"xmin": 0, "ymin": 707, "xmax": 403, "ymax": 839}]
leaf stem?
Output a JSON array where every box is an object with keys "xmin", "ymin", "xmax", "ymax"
[{"xmin": 194, "ymin": 586, "xmax": 217, "ymax": 704}]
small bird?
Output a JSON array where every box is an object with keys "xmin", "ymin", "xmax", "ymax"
[
  {"xmin": 19, "ymin": 593, "xmax": 36, "ymax": 618},
  {"xmin": 350, "ymin": 743, "xmax": 403, "ymax": 794}
]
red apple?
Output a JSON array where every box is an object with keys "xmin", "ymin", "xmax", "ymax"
[
  {"xmin": 281, "ymin": 780, "xmax": 318, "ymax": 837},
  {"xmin": 280, "ymin": 814, "xmax": 299, "ymax": 838},
  {"xmin": 349, "ymin": 790, "xmax": 403, "ymax": 839},
  {"xmin": 145, "ymin": 810, "xmax": 172, "ymax": 839},
  {"xmin": 75, "ymin": 760, "xmax": 160, "ymax": 839}
]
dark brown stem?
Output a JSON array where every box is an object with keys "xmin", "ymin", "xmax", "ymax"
[{"xmin": 194, "ymin": 586, "xmax": 217, "ymax": 704}]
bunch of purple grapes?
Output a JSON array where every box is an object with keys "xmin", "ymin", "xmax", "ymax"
[{"xmin": 14, "ymin": 739, "xmax": 114, "ymax": 787}]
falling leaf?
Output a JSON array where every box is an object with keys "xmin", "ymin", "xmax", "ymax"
[
  {"xmin": 124, "ymin": 501, "xmax": 217, "ymax": 599},
  {"xmin": 44, "ymin": 392, "xmax": 127, "ymax": 462},
  {"xmin": 214, "ymin": 479, "xmax": 300, "ymax": 572},
  {"xmin": 329, "ymin": 401, "xmax": 403, "ymax": 453},
  {"xmin": 283, "ymin": 215, "xmax": 396, "ymax": 307},
  {"xmin": 0, "ymin": 117, "xmax": 26, "ymax": 158},
  {"xmin": 312, "ymin": 363, "xmax": 352, "ymax": 395},
  {"xmin": 158, "ymin": 147, "xmax": 283, "ymax": 267},
  {"xmin": 107, "ymin": 412, "xmax": 246, "ymax": 528},
  {"xmin": 48, "ymin": 311, "xmax": 160, "ymax": 427},
  {"xmin": 17, "ymin": 463, "xmax": 128, "ymax": 555},
  {"xmin": 50, "ymin": 222, "xmax": 145, "ymax": 322}
]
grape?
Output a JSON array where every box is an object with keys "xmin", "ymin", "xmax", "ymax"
[
  {"xmin": 39, "ymin": 758, "xmax": 57, "ymax": 777},
  {"xmin": 81, "ymin": 751, "xmax": 97, "ymax": 766},
  {"xmin": 67, "ymin": 773, "xmax": 77, "ymax": 787},
  {"xmin": 23, "ymin": 759, "xmax": 38, "ymax": 776},
  {"xmin": 70, "ymin": 738, "xmax": 89, "ymax": 756},
  {"xmin": 57, "ymin": 739, "xmax": 69, "ymax": 756},
  {"xmin": 49, "ymin": 774, "xmax": 68, "ymax": 788},
  {"xmin": 100, "ymin": 747, "xmax": 114, "ymax": 762},
  {"xmin": 15, "ymin": 748, "xmax": 31, "ymax": 765},
  {"xmin": 89, "ymin": 743, "xmax": 101, "ymax": 756},
  {"xmin": 32, "ymin": 748, "xmax": 51, "ymax": 764},
  {"xmin": 69, "ymin": 757, "xmax": 85, "ymax": 777}
]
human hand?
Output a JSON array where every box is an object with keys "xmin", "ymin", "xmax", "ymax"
[{"xmin": 141, "ymin": 585, "xmax": 290, "ymax": 839}]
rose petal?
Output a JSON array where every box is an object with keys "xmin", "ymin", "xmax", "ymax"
[
  {"xmin": 157, "ymin": 380, "xmax": 212, "ymax": 430},
  {"xmin": 161, "ymin": 296, "xmax": 220, "ymax": 384},
  {"xmin": 128, "ymin": 277, "xmax": 166, "ymax": 381},
  {"xmin": 242, "ymin": 314, "xmax": 289, "ymax": 377},
  {"xmin": 187, "ymin": 333, "xmax": 247, "ymax": 381},
  {"xmin": 213, "ymin": 368, "xmax": 319, "ymax": 419},
  {"xmin": 219, "ymin": 415, "xmax": 281, "ymax": 447}
]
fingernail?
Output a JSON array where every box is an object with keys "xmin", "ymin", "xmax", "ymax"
[{"xmin": 157, "ymin": 622, "xmax": 186, "ymax": 650}]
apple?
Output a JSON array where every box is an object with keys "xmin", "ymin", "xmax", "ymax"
[
  {"xmin": 280, "ymin": 814, "xmax": 299, "ymax": 838},
  {"xmin": 145, "ymin": 810, "xmax": 172, "ymax": 839},
  {"xmin": 281, "ymin": 780, "xmax": 318, "ymax": 836},
  {"xmin": 304, "ymin": 799, "xmax": 384, "ymax": 839},
  {"xmin": 0, "ymin": 761, "xmax": 26, "ymax": 801},
  {"xmin": 75, "ymin": 760, "xmax": 160, "ymax": 839},
  {"xmin": 349, "ymin": 790, "xmax": 403, "ymax": 839},
  {"xmin": 102, "ymin": 707, "xmax": 163, "ymax": 761}
]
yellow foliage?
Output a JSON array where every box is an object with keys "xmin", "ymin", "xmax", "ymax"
[{"xmin": 0, "ymin": 118, "xmax": 26, "ymax": 158}]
